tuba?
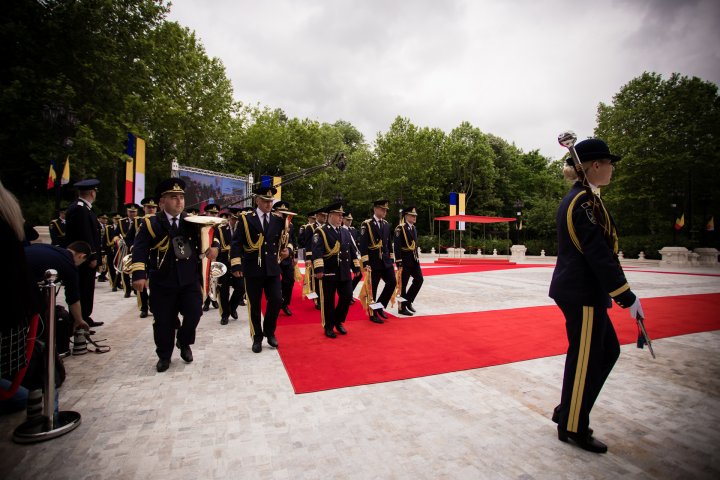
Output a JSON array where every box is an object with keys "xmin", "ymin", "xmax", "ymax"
[
  {"xmin": 184, "ymin": 215, "xmax": 227, "ymax": 301},
  {"xmin": 121, "ymin": 253, "xmax": 133, "ymax": 274},
  {"xmin": 207, "ymin": 261, "xmax": 227, "ymax": 301}
]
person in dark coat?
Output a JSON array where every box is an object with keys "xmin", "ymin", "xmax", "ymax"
[
  {"xmin": 273, "ymin": 200, "xmax": 298, "ymax": 317},
  {"xmin": 49, "ymin": 207, "xmax": 68, "ymax": 247},
  {"xmin": 130, "ymin": 179, "xmax": 218, "ymax": 372},
  {"xmin": 312, "ymin": 203, "xmax": 361, "ymax": 338},
  {"xmin": 343, "ymin": 212, "xmax": 362, "ymax": 302},
  {"xmin": 549, "ymin": 138, "xmax": 644, "ymax": 454},
  {"xmin": 64, "ymin": 179, "xmax": 103, "ymax": 327},
  {"xmin": 230, "ymin": 186, "xmax": 289, "ymax": 353},
  {"xmin": 394, "ymin": 206, "xmax": 423, "ymax": 316},
  {"xmin": 359, "ymin": 199, "xmax": 397, "ymax": 323}
]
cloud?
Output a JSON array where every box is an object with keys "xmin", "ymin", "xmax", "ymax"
[{"xmin": 168, "ymin": 0, "xmax": 720, "ymax": 159}]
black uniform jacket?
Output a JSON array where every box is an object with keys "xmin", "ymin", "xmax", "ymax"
[
  {"xmin": 212, "ymin": 223, "xmax": 232, "ymax": 265},
  {"xmin": 299, "ymin": 222, "xmax": 319, "ymax": 262},
  {"xmin": 549, "ymin": 182, "xmax": 635, "ymax": 308},
  {"xmin": 359, "ymin": 218, "xmax": 395, "ymax": 269},
  {"xmin": 49, "ymin": 218, "xmax": 68, "ymax": 247},
  {"xmin": 65, "ymin": 199, "xmax": 101, "ymax": 262},
  {"xmin": 230, "ymin": 211, "xmax": 284, "ymax": 277},
  {"xmin": 311, "ymin": 224, "xmax": 361, "ymax": 281},
  {"xmin": 393, "ymin": 223, "xmax": 419, "ymax": 269},
  {"xmin": 130, "ymin": 212, "xmax": 202, "ymax": 288}
]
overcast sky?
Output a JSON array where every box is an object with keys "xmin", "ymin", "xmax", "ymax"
[{"xmin": 167, "ymin": 0, "xmax": 720, "ymax": 160}]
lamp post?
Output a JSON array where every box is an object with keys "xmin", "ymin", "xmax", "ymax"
[{"xmin": 513, "ymin": 199, "xmax": 524, "ymax": 245}]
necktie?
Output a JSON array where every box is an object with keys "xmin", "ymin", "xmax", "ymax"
[
  {"xmin": 171, "ymin": 217, "xmax": 178, "ymax": 234},
  {"xmin": 262, "ymin": 214, "xmax": 268, "ymax": 233}
]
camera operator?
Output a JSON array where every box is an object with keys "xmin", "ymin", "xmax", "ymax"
[{"xmin": 24, "ymin": 241, "xmax": 92, "ymax": 333}]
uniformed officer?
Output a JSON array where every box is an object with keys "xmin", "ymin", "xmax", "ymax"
[
  {"xmin": 228, "ymin": 206, "xmax": 249, "ymax": 316},
  {"xmin": 202, "ymin": 202, "xmax": 221, "ymax": 312},
  {"xmin": 312, "ymin": 203, "xmax": 362, "ymax": 338},
  {"xmin": 273, "ymin": 200, "xmax": 297, "ymax": 316},
  {"xmin": 549, "ymin": 138, "xmax": 644, "ymax": 454},
  {"xmin": 230, "ymin": 186, "xmax": 289, "ymax": 353},
  {"xmin": 185, "ymin": 207, "xmax": 200, "ymax": 216},
  {"xmin": 135, "ymin": 197, "xmax": 158, "ymax": 318},
  {"xmin": 130, "ymin": 178, "xmax": 218, "ymax": 372},
  {"xmin": 96, "ymin": 213, "xmax": 110, "ymax": 282},
  {"xmin": 117, "ymin": 202, "xmax": 140, "ymax": 298},
  {"xmin": 49, "ymin": 206, "xmax": 68, "ymax": 247},
  {"xmin": 343, "ymin": 212, "xmax": 362, "ymax": 302},
  {"xmin": 108, "ymin": 213, "xmax": 122, "ymax": 291},
  {"xmin": 394, "ymin": 206, "xmax": 423, "ymax": 316},
  {"xmin": 213, "ymin": 208, "xmax": 233, "ymax": 325},
  {"xmin": 299, "ymin": 210, "xmax": 320, "ymax": 309},
  {"xmin": 65, "ymin": 179, "xmax": 103, "ymax": 328},
  {"xmin": 359, "ymin": 199, "xmax": 397, "ymax": 323}
]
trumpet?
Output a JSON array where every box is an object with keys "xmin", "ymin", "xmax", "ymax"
[{"xmin": 207, "ymin": 261, "xmax": 227, "ymax": 302}]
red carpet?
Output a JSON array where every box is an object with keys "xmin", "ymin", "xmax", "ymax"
[{"xmin": 276, "ymin": 292, "xmax": 720, "ymax": 394}]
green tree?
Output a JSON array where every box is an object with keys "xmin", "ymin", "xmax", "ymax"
[{"xmin": 596, "ymin": 72, "xmax": 720, "ymax": 246}]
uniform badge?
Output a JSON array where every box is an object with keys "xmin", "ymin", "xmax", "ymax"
[
  {"xmin": 585, "ymin": 209, "xmax": 597, "ymax": 224},
  {"xmin": 395, "ymin": 229, "xmax": 400, "ymax": 237},
  {"xmin": 312, "ymin": 233, "xmax": 320, "ymax": 245},
  {"xmin": 360, "ymin": 224, "xmax": 367, "ymax": 235}
]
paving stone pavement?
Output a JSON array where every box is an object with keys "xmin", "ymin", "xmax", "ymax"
[{"xmin": 1, "ymin": 263, "xmax": 719, "ymax": 479}]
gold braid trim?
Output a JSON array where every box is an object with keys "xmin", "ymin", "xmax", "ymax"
[
  {"xmin": 364, "ymin": 219, "xmax": 382, "ymax": 250},
  {"xmin": 316, "ymin": 228, "xmax": 340, "ymax": 258},
  {"xmin": 240, "ymin": 214, "xmax": 264, "ymax": 253},
  {"xmin": 400, "ymin": 224, "xmax": 416, "ymax": 251}
]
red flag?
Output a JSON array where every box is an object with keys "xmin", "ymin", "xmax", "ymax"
[{"xmin": 46, "ymin": 161, "xmax": 56, "ymax": 190}]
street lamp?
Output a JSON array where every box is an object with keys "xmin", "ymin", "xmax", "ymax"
[{"xmin": 513, "ymin": 199, "xmax": 524, "ymax": 245}]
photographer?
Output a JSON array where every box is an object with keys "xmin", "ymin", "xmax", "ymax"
[{"xmin": 24, "ymin": 241, "xmax": 92, "ymax": 334}]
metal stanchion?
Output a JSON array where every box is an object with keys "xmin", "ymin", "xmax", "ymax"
[{"xmin": 13, "ymin": 269, "xmax": 81, "ymax": 443}]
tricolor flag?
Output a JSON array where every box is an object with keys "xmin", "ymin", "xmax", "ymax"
[
  {"xmin": 46, "ymin": 160, "xmax": 56, "ymax": 190},
  {"xmin": 60, "ymin": 156, "xmax": 70, "ymax": 185},
  {"xmin": 674, "ymin": 214, "xmax": 685, "ymax": 231},
  {"xmin": 707, "ymin": 216, "xmax": 715, "ymax": 232}
]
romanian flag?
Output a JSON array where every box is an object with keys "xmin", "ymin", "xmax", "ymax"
[
  {"xmin": 674, "ymin": 214, "xmax": 685, "ymax": 231},
  {"xmin": 60, "ymin": 156, "xmax": 70, "ymax": 185},
  {"xmin": 46, "ymin": 160, "xmax": 56, "ymax": 190},
  {"xmin": 707, "ymin": 216, "xmax": 715, "ymax": 232}
]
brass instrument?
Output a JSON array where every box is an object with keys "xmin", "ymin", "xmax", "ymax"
[
  {"xmin": 276, "ymin": 208, "xmax": 298, "ymax": 263},
  {"xmin": 113, "ymin": 238, "xmax": 128, "ymax": 273},
  {"xmin": 121, "ymin": 254, "xmax": 133, "ymax": 274},
  {"xmin": 184, "ymin": 215, "xmax": 226, "ymax": 300},
  {"xmin": 207, "ymin": 261, "xmax": 228, "ymax": 302}
]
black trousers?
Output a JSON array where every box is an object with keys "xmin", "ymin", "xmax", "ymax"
[
  {"xmin": 139, "ymin": 287, "xmax": 149, "ymax": 313},
  {"xmin": 217, "ymin": 270, "xmax": 231, "ymax": 317},
  {"xmin": 556, "ymin": 301, "xmax": 620, "ymax": 435},
  {"xmin": 401, "ymin": 263, "xmax": 424, "ymax": 305},
  {"xmin": 244, "ymin": 275, "xmax": 282, "ymax": 340},
  {"xmin": 280, "ymin": 262, "xmax": 295, "ymax": 307},
  {"xmin": 371, "ymin": 264, "xmax": 396, "ymax": 308},
  {"xmin": 122, "ymin": 272, "xmax": 132, "ymax": 295},
  {"xmin": 78, "ymin": 263, "xmax": 96, "ymax": 321},
  {"xmin": 318, "ymin": 277, "xmax": 353, "ymax": 330},
  {"xmin": 106, "ymin": 251, "xmax": 117, "ymax": 287},
  {"xmin": 230, "ymin": 275, "xmax": 245, "ymax": 309},
  {"xmin": 149, "ymin": 282, "xmax": 203, "ymax": 360}
]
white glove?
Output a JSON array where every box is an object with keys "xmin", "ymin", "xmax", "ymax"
[{"xmin": 629, "ymin": 298, "xmax": 644, "ymax": 320}]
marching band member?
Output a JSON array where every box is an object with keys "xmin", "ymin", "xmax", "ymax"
[{"xmin": 394, "ymin": 206, "xmax": 423, "ymax": 316}]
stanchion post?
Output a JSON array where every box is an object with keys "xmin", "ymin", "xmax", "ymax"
[{"xmin": 13, "ymin": 269, "xmax": 81, "ymax": 443}]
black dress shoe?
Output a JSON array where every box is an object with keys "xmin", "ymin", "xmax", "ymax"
[
  {"xmin": 220, "ymin": 317, "xmax": 229, "ymax": 325},
  {"xmin": 369, "ymin": 315, "xmax": 384, "ymax": 324},
  {"xmin": 176, "ymin": 341, "xmax": 193, "ymax": 363},
  {"xmin": 558, "ymin": 427, "xmax": 607, "ymax": 453},
  {"xmin": 211, "ymin": 300, "xmax": 219, "ymax": 309},
  {"xmin": 398, "ymin": 307, "xmax": 414, "ymax": 316},
  {"xmin": 156, "ymin": 359, "xmax": 170, "ymax": 372},
  {"xmin": 377, "ymin": 309, "xmax": 388, "ymax": 319},
  {"xmin": 230, "ymin": 309, "xmax": 238, "ymax": 320},
  {"xmin": 325, "ymin": 329, "xmax": 337, "ymax": 338},
  {"xmin": 314, "ymin": 303, "xmax": 321, "ymax": 311},
  {"xmin": 140, "ymin": 311, "xmax": 148, "ymax": 318},
  {"xmin": 552, "ymin": 407, "xmax": 593, "ymax": 436},
  {"xmin": 124, "ymin": 292, "xmax": 131, "ymax": 298},
  {"xmin": 252, "ymin": 340, "xmax": 262, "ymax": 353},
  {"xmin": 86, "ymin": 319, "xmax": 104, "ymax": 327},
  {"xmin": 281, "ymin": 305, "xmax": 293, "ymax": 316},
  {"xmin": 112, "ymin": 287, "xmax": 118, "ymax": 292},
  {"xmin": 202, "ymin": 304, "xmax": 210, "ymax": 312},
  {"xmin": 336, "ymin": 324, "xmax": 347, "ymax": 335},
  {"xmin": 267, "ymin": 336, "xmax": 279, "ymax": 348},
  {"xmin": 406, "ymin": 303, "xmax": 416, "ymax": 313}
]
